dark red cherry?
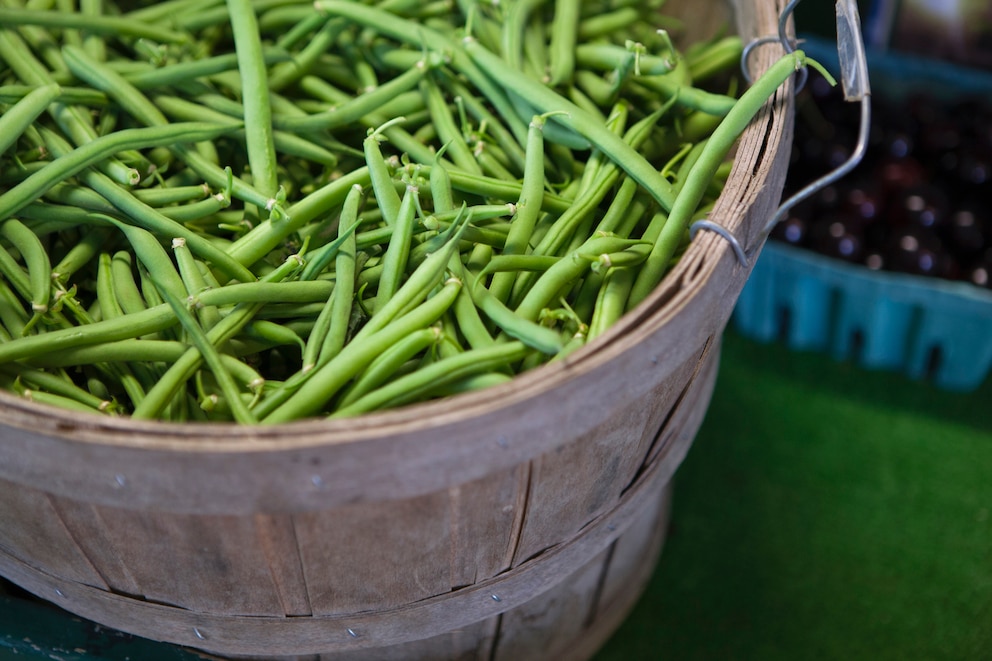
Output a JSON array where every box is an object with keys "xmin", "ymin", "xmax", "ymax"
[
  {"xmin": 942, "ymin": 205, "xmax": 988, "ymax": 261},
  {"xmin": 884, "ymin": 227, "xmax": 950, "ymax": 278},
  {"xmin": 772, "ymin": 215, "xmax": 809, "ymax": 247},
  {"xmin": 955, "ymin": 146, "xmax": 992, "ymax": 188},
  {"xmin": 872, "ymin": 155, "xmax": 927, "ymax": 196},
  {"xmin": 888, "ymin": 184, "xmax": 950, "ymax": 232},
  {"xmin": 810, "ymin": 215, "xmax": 865, "ymax": 264},
  {"xmin": 966, "ymin": 250, "xmax": 992, "ymax": 289}
]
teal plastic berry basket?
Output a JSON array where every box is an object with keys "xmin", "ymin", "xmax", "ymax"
[{"xmin": 734, "ymin": 241, "xmax": 992, "ymax": 391}]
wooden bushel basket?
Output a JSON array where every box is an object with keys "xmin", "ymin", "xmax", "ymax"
[{"xmin": 0, "ymin": 0, "xmax": 795, "ymax": 658}]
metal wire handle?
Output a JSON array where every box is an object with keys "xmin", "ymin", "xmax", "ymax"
[
  {"xmin": 758, "ymin": 0, "xmax": 872, "ymax": 239},
  {"xmin": 702, "ymin": 0, "xmax": 872, "ymax": 266}
]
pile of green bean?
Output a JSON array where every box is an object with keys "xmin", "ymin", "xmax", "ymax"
[{"xmin": 0, "ymin": 0, "xmax": 818, "ymax": 423}]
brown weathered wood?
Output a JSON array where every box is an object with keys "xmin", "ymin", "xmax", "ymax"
[
  {"xmin": 0, "ymin": 368, "xmax": 708, "ymax": 657},
  {"xmin": 448, "ymin": 466, "xmax": 530, "ymax": 588},
  {"xmin": 94, "ymin": 507, "xmax": 286, "ymax": 615},
  {"xmin": 564, "ymin": 486, "xmax": 674, "ymax": 661},
  {"xmin": 0, "ymin": 483, "xmax": 107, "ymax": 589},
  {"xmin": 254, "ymin": 513, "xmax": 313, "ymax": 617},
  {"xmin": 494, "ymin": 546, "xmax": 611, "ymax": 661},
  {"xmin": 595, "ymin": 485, "xmax": 672, "ymax": 627},
  {"xmin": 47, "ymin": 496, "xmax": 142, "ymax": 597},
  {"xmin": 295, "ymin": 489, "xmax": 452, "ymax": 615}
]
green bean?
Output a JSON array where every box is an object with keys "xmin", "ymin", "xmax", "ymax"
[
  {"xmin": 59, "ymin": 45, "xmax": 288, "ymax": 220},
  {"xmin": 354, "ymin": 205, "xmax": 469, "ymax": 344},
  {"xmin": 429, "ymin": 146, "xmax": 456, "ymax": 214},
  {"xmin": 0, "ymin": 30, "xmax": 146, "ymax": 186},
  {"xmin": 229, "ymin": 166, "xmax": 370, "ymax": 269},
  {"xmin": 162, "ymin": 283, "xmax": 258, "ymax": 423},
  {"xmin": 158, "ymin": 192, "xmax": 231, "ymax": 223},
  {"xmin": 270, "ymin": 8, "xmax": 327, "ymax": 49},
  {"xmin": 454, "ymin": 257, "xmax": 563, "ymax": 355},
  {"xmin": 0, "ymin": 244, "xmax": 33, "ymax": 312},
  {"xmin": 78, "ymin": 0, "xmax": 105, "ymax": 61},
  {"xmin": 376, "ymin": 183, "xmax": 419, "ymax": 311},
  {"xmin": 0, "ymin": 218, "xmax": 50, "ymax": 315},
  {"xmin": 593, "ymin": 175, "xmax": 639, "ymax": 235},
  {"xmin": 501, "ymin": 0, "xmax": 545, "ymax": 72},
  {"xmin": 2, "ymin": 364, "xmax": 113, "ymax": 412},
  {"xmin": 548, "ymin": 0, "xmax": 579, "ymax": 87},
  {"xmin": 515, "ymin": 236, "xmax": 650, "ymax": 322},
  {"xmin": 487, "ymin": 111, "xmax": 551, "ymax": 304},
  {"xmin": 132, "ymin": 185, "xmax": 211, "ymax": 207},
  {"xmin": 15, "ymin": 387, "xmax": 109, "ymax": 414},
  {"xmin": 477, "ymin": 255, "xmax": 560, "ymax": 279},
  {"xmin": 577, "ymin": 6, "xmax": 638, "ymax": 40},
  {"xmin": 332, "ymin": 340, "xmax": 530, "ymax": 418},
  {"xmin": 262, "ymin": 276, "xmax": 462, "ymax": 422},
  {"xmin": 529, "ymin": 103, "xmax": 667, "ymax": 261},
  {"xmin": 96, "ymin": 252, "xmax": 124, "ymax": 321},
  {"xmin": 242, "ymin": 320, "xmax": 304, "ymax": 353},
  {"xmin": 522, "ymin": 12, "xmax": 549, "ymax": 83},
  {"xmin": 109, "ymin": 251, "xmax": 149, "ymax": 317},
  {"xmin": 88, "ymin": 254, "xmax": 153, "ymax": 406},
  {"xmin": 470, "ymin": 139, "xmax": 516, "ymax": 181},
  {"xmin": 189, "ymin": 281, "xmax": 335, "ymax": 308},
  {"xmin": 277, "ymin": 58, "xmax": 433, "ymax": 134},
  {"xmin": 302, "ymin": 184, "xmax": 362, "ymax": 370},
  {"xmin": 225, "ymin": 0, "xmax": 279, "ymax": 200},
  {"xmin": 635, "ymin": 73, "xmax": 738, "ymax": 116},
  {"xmin": 450, "ymin": 270, "xmax": 497, "ymax": 350},
  {"xmin": 578, "ymin": 43, "xmax": 674, "ymax": 76},
  {"xmin": 103, "ymin": 222, "xmax": 186, "ymax": 305},
  {"xmin": 462, "ymin": 36, "xmax": 677, "ymax": 212},
  {"xmin": 421, "ymin": 74, "xmax": 483, "ymax": 176},
  {"xmin": 586, "ymin": 265, "xmax": 632, "ymax": 341},
  {"xmin": 439, "ymin": 168, "xmax": 572, "ymax": 214},
  {"xmin": 363, "ymin": 118, "xmax": 405, "ymax": 226},
  {"xmin": 0, "ymin": 122, "xmax": 234, "ymax": 221},
  {"xmin": 27, "ymin": 339, "xmax": 196, "ymax": 369},
  {"xmin": 443, "ymin": 77, "xmax": 527, "ymax": 175},
  {"xmin": 0, "ymin": 83, "xmax": 59, "ymax": 157},
  {"xmin": 173, "ymin": 238, "xmax": 222, "ymax": 329},
  {"xmin": 300, "ymin": 218, "xmax": 364, "ymax": 283},
  {"xmin": 685, "ymin": 35, "xmax": 743, "ymax": 82},
  {"xmin": 39, "ymin": 129, "xmax": 256, "ymax": 283},
  {"xmin": 0, "ymin": 279, "xmax": 29, "ymax": 339},
  {"xmin": 150, "ymin": 95, "xmax": 340, "ymax": 167},
  {"xmin": 133, "ymin": 252, "xmax": 305, "ymax": 420},
  {"xmin": 0, "ymin": 7, "xmax": 191, "ymax": 41},
  {"xmin": 335, "ymin": 326, "xmax": 439, "ymax": 408},
  {"xmin": 120, "ymin": 50, "xmax": 290, "ymax": 90},
  {"xmin": 50, "ymin": 225, "xmax": 112, "ymax": 284},
  {"xmin": 316, "ymin": 0, "xmax": 529, "ymax": 144},
  {"xmin": 628, "ymin": 50, "xmax": 808, "ymax": 308}
]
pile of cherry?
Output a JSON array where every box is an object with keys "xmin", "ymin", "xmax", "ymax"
[{"xmin": 772, "ymin": 68, "xmax": 992, "ymax": 289}]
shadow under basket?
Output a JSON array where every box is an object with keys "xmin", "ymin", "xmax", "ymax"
[{"xmin": 0, "ymin": 1, "xmax": 796, "ymax": 659}]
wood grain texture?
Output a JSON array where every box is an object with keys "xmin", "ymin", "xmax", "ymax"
[
  {"xmin": 0, "ymin": 359, "xmax": 707, "ymax": 657},
  {"xmin": 0, "ymin": 483, "xmax": 107, "ymax": 589}
]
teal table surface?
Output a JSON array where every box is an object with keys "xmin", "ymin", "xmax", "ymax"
[{"xmin": 3, "ymin": 328, "xmax": 991, "ymax": 660}]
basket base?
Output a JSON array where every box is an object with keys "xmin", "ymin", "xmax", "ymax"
[{"xmin": 0, "ymin": 342, "xmax": 720, "ymax": 661}]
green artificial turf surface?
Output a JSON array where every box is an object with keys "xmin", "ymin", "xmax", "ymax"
[
  {"xmin": 595, "ymin": 329, "xmax": 992, "ymax": 661},
  {"xmin": 2, "ymin": 328, "xmax": 990, "ymax": 660}
]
